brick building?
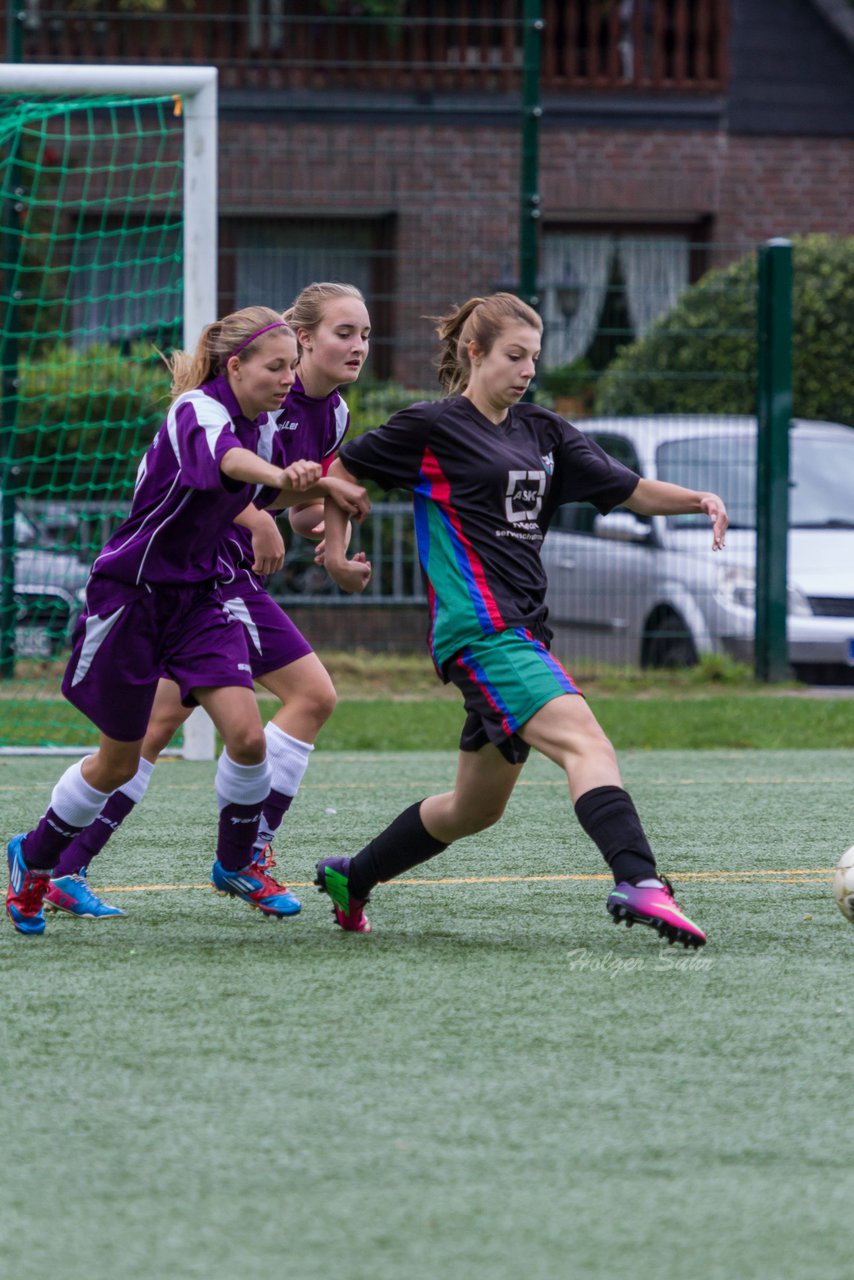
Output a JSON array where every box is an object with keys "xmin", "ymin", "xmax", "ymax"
[{"xmin": 8, "ymin": 0, "xmax": 854, "ymax": 386}]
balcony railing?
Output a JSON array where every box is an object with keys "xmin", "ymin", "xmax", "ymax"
[{"xmin": 5, "ymin": 2, "xmax": 728, "ymax": 96}]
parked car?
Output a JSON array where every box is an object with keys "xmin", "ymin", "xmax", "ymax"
[
  {"xmin": 541, "ymin": 416, "xmax": 854, "ymax": 683},
  {"xmin": 1, "ymin": 509, "xmax": 90, "ymax": 657}
]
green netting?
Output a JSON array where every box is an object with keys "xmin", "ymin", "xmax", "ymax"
[{"xmin": 0, "ymin": 91, "xmax": 183, "ymax": 748}]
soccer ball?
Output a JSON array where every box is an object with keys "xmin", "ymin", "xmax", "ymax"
[{"xmin": 832, "ymin": 845, "xmax": 854, "ymax": 923}]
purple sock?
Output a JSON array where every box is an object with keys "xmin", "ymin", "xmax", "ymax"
[
  {"xmin": 53, "ymin": 790, "xmax": 137, "ymax": 878},
  {"xmin": 23, "ymin": 807, "xmax": 86, "ymax": 871},
  {"xmin": 217, "ymin": 801, "xmax": 263, "ymax": 872},
  {"xmin": 257, "ymin": 788, "xmax": 294, "ymax": 846}
]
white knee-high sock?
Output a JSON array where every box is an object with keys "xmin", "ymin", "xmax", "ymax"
[
  {"xmin": 265, "ymin": 722, "xmax": 314, "ymax": 797},
  {"xmin": 215, "ymin": 750, "xmax": 272, "ymax": 810}
]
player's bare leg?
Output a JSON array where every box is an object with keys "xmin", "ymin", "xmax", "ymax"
[
  {"xmin": 521, "ymin": 695, "xmax": 706, "ymax": 948},
  {"xmin": 316, "ymin": 745, "xmax": 524, "ymax": 932}
]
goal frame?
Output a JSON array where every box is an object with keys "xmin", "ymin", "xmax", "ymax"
[{"xmin": 0, "ymin": 64, "xmax": 218, "ymax": 758}]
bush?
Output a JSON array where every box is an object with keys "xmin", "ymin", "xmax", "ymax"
[
  {"xmin": 594, "ymin": 234, "xmax": 854, "ymax": 424},
  {"xmin": 16, "ymin": 343, "xmax": 170, "ymax": 496},
  {"xmin": 342, "ymin": 379, "xmax": 432, "ymax": 438}
]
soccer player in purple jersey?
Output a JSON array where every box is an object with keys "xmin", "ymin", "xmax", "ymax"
[
  {"xmin": 315, "ymin": 293, "xmax": 728, "ymax": 948},
  {"xmin": 44, "ymin": 284, "xmax": 373, "ymax": 920},
  {"xmin": 5, "ymin": 306, "xmax": 369, "ymax": 936}
]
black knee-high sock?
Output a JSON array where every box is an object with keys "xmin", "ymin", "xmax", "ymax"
[
  {"xmin": 348, "ymin": 801, "xmax": 448, "ymax": 898},
  {"xmin": 573, "ymin": 786, "xmax": 658, "ymax": 884}
]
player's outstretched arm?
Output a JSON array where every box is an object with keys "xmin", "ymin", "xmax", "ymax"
[
  {"xmin": 220, "ymin": 448, "xmax": 369, "ymax": 520},
  {"xmin": 625, "ymin": 478, "xmax": 728, "ymax": 550},
  {"xmin": 322, "ymin": 457, "xmax": 373, "ymax": 594},
  {"xmin": 220, "ymin": 447, "xmax": 323, "ymax": 493}
]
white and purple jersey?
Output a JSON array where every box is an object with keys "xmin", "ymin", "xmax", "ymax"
[
  {"xmin": 217, "ymin": 374, "xmax": 350, "ymax": 590},
  {"xmin": 93, "ymin": 375, "xmax": 264, "ymax": 588}
]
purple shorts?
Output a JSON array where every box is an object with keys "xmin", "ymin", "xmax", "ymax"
[
  {"xmin": 217, "ymin": 581, "xmax": 313, "ymax": 678},
  {"xmin": 62, "ymin": 576, "xmax": 255, "ymax": 742}
]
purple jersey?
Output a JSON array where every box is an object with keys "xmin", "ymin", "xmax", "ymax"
[
  {"xmin": 93, "ymin": 374, "xmax": 264, "ymax": 589},
  {"xmin": 218, "ymin": 375, "xmax": 349, "ymax": 589}
]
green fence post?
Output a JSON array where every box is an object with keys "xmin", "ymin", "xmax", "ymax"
[
  {"xmin": 518, "ymin": 0, "xmax": 543, "ymax": 312},
  {"xmin": 0, "ymin": 120, "xmax": 25, "ymax": 679},
  {"xmin": 755, "ymin": 238, "xmax": 793, "ymax": 683},
  {"xmin": 0, "ymin": 10, "xmax": 24, "ymax": 678},
  {"xmin": 6, "ymin": 6, "xmax": 24, "ymax": 63}
]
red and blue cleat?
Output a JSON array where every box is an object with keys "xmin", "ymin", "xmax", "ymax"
[
  {"xmin": 6, "ymin": 835, "xmax": 51, "ymax": 936},
  {"xmin": 211, "ymin": 858, "xmax": 302, "ymax": 917}
]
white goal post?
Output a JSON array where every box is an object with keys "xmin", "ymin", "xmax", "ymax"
[{"xmin": 0, "ymin": 64, "xmax": 218, "ymax": 759}]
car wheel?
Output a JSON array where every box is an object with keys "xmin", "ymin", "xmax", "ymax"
[{"xmin": 642, "ymin": 610, "xmax": 699, "ymax": 670}]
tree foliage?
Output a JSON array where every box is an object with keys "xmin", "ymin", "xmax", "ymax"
[
  {"xmin": 16, "ymin": 343, "xmax": 169, "ymax": 495},
  {"xmin": 594, "ymin": 234, "xmax": 854, "ymax": 426}
]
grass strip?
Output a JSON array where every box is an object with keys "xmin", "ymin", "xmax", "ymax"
[{"xmin": 4, "ymin": 691, "xmax": 852, "ymax": 752}]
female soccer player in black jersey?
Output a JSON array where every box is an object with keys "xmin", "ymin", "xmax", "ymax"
[{"xmin": 316, "ymin": 293, "xmax": 727, "ymax": 948}]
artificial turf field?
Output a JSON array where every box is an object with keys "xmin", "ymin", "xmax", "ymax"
[{"xmin": 3, "ymin": 749, "xmax": 854, "ymax": 1280}]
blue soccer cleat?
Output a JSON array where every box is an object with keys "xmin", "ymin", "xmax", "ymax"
[
  {"xmin": 6, "ymin": 834, "xmax": 51, "ymax": 936},
  {"xmin": 45, "ymin": 869, "xmax": 127, "ymax": 919},
  {"xmin": 211, "ymin": 859, "xmax": 302, "ymax": 917}
]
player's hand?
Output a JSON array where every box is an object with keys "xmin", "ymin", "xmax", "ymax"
[
  {"xmin": 314, "ymin": 523, "xmax": 354, "ymax": 565},
  {"xmin": 327, "ymin": 553, "xmax": 372, "ymax": 594},
  {"xmin": 280, "ymin": 459, "xmax": 323, "ymax": 491},
  {"xmin": 699, "ymin": 492, "xmax": 728, "ymax": 550},
  {"xmin": 250, "ymin": 516, "xmax": 285, "ymax": 575},
  {"xmin": 324, "ymin": 476, "xmax": 371, "ymax": 522}
]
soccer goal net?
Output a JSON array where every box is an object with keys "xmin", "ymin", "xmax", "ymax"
[{"xmin": 0, "ymin": 65, "xmax": 216, "ymax": 756}]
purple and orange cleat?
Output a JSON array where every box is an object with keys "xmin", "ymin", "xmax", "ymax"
[
  {"xmin": 607, "ymin": 876, "xmax": 706, "ymax": 949},
  {"xmin": 314, "ymin": 855, "xmax": 372, "ymax": 933},
  {"xmin": 6, "ymin": 834, "xmax": 51, "ymax": 936}
]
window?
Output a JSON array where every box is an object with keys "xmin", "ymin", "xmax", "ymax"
[
  {"xmin": 221, "ymin": 215, "xmax": 394, "ymax": 377},
  {"xmin": 540, "ymin": 228, "xmax": 706, "ymax": 370}
]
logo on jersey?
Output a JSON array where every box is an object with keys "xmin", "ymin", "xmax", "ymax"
[
  {"xmin": 278, "ymin": 419, "xmax": 300, "ymax": 433},
  {"xmin": 505, "ymin": 470, "xmax": 546, "ymax": 523},
  {"xmin": 541, "ymin": 452, "xmax": 554, "ymax": 475}
]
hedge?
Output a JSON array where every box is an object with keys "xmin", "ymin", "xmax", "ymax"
[{"xmin": 594, "ymin": 234, "xmax": 854, "ymax": 425}]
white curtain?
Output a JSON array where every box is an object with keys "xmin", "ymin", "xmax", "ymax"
[
  {"xmin": 617, "ymin": 236, "xmax": 690, "ymax": 339},
  {"xmin": 541, "ymin": 235, "xmax": 612, "ymax": 367},
  {"xmin": 541, "ymin": 231, "xmax": 691, "ymax": 366}
]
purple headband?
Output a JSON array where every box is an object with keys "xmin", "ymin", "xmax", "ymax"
[{"xmin": 228, "ymin": 321, "xmax": 291, "ymax": 360}]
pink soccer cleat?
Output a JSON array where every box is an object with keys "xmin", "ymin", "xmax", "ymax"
[{"xmin": 607, "ymin": 875, "xmax": 706, "ymax": 948}]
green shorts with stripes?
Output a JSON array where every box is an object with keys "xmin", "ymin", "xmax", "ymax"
[{"xmin": 443, "ymin": 627, "xmax": 582, "ymax": 766}]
